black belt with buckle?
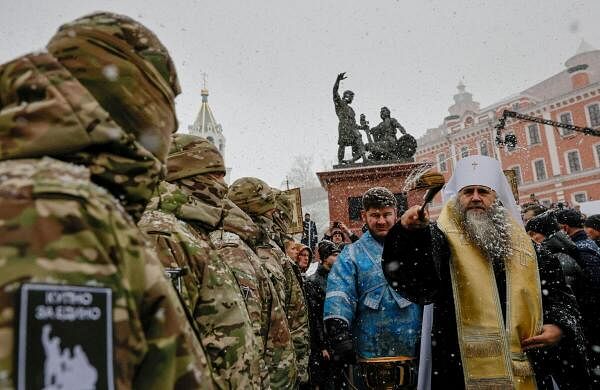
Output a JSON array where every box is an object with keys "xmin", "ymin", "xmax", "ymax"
[{"xmin": 357, "ymin": 356, "xmax": 417, "ymax": 390}]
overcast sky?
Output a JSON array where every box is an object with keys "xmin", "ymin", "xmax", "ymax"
[{"xmin": 1, "ymin": 0, "xmax": 598, "ymax": 187}]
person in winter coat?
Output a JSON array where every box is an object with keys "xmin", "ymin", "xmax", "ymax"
[
  {"xmin": 304, "ymin": 240, "xmax": 341, "ymax": 390},
  {"xmin": 526, "ymin": 211, "xmax": 583, "ymax": 294},
  {"xmin": 383, "ymin": 156, "xmax": 589, "ymax": 389},
  {"xmin": 556, "ymin": 208, "xmax": 600, "ymax": 384},
  {"xmin": 296, "ymin": 245, "xmax": 313, "ymax": 274},
  {"xmin": 584, "ymin": 214, "xmax": 600, "ymax": 248},
  {"xmin": 302, "ymin": 213, "xmax": 319, "ymax": 252},
  {"xmin": 525, "ymin": 211, "xmax": 590, "ymax": 387},
  {"xmin": 323, "ymin": 222, "xmax": 359, "ymax": 249}
]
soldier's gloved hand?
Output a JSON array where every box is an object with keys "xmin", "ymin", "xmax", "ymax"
[{"xmin": 325, "ymin": 318, "xmax": 356, "ymax": 364}]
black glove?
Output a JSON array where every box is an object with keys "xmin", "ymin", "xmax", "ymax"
[{"xmin": 325, "ymin": 318, "xmax": 356, "ymax": 364}]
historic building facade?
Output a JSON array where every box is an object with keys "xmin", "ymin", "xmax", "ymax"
[{"xmin": 415, "ymin": 41, "xmax": 600, "ymax": 216}]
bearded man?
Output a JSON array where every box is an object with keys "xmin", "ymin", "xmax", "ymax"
[{"xmin": 382, "ymin": 156, "xmax": 589, "ymax": 389}]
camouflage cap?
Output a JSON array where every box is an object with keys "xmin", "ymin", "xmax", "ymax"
[
  {"xmin": 167, "ymin": 134, "xmax": 225, "ymax": 181},
  {"xmin": 47, "ymin": 12, "xmax": 179, "ymax": 162},
  {"xmin": 50, "ymin": 12, "xmax": 180, "ymax": 96},
  {"xmin": 227, "ymin": 177, "xmax": 276, "ymax": 216}
]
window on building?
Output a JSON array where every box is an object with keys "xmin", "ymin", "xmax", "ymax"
[
  {"xmin": 479, "ymin": 141, "xmax": 489, "ymax": 156},
  {"xmin": 438, "ymin": 153, "xmax": 447, "ymax": 172},
  {"xmin": 567, "ymin": 151, "xmax": 582, "ymax": 173},
  {"xmin": 596, "ymin": 144, "xmax": 600, "ymax": 166},
  {"xmin": 207, "ymin": 136, "xmax": 214, "ymax": 144},
  {"xmin": 560, "ymin": 112, "xmax": 574, "ymax": 136},
  {"xmin": 574, "ymin": 193, "xmax": 587, "ymax": 203},
  {"xmin": 511, "ymin": 166, "xmax": 522, "ymax": 185},
  {"xmin": 589, "ymin": 103, "xmax": 600, "ymax": 127},
  {"xmin": 528, "ymin": 124, "xmax": 541, "ymax": 145},
  {"xmin": 506, "ymin": 132, "xmax": 516, "ymax": 152},
  {"xmin": 461, "ymin": 146, "xmax": 469, "ymax": 158},
  {"xmin": 512, "ymin": 102, "xmax": 520, "ymax": 110},
  {"xmin": 534, "ymin": 159, "xmax": 546, "ymax": 181}
]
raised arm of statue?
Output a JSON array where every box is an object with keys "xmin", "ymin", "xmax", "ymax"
[{"xmin": 333, "ymin": 72, "xmax": 346, "ymax": 103}]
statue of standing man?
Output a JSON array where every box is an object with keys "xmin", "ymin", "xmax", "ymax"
[{"xmin": 333, "ymin": 73, "xmax": 367, "ymax": 164}]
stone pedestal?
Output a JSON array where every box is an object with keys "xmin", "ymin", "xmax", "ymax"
[{"xmin": 317, "ymin": 162, "xmax": 430, "ymax": 235}]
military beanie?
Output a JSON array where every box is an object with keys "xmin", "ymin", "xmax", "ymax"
[
  {"xmin": 167, "ymin": 134, "xmax": 226, "ymax": 181},
  {"xmin": 47, "ymin": 11, "xmax": 180, "ymax": 162},
  {"xmin": 49, "ymin": 11, "xmax": 180, "ymax": 96},
  {"xmin": 585, "ymin": 214, "xmax": 600, "ymax": 231},
  {"xmin": 227, "ymin": 177, "xmax": 276, "ymax": 216}
]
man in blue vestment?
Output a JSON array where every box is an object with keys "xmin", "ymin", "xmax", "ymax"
[{"xmin": 324, "ymin": 187, "xmax": 423, "ymax": 389}]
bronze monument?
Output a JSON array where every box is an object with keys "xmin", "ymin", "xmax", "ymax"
[{"xmin": 333, "ymin": 73, "xmax": 416, "ymax": 166}]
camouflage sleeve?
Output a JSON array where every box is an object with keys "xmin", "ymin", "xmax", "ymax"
[
  {"xmin": 263, "ymin": 270, "xmax": 299, "ymax": 389},
  {"xmin": 140, "ymin": 212, "xmax": 260, "ymax": 389},
  {"xmin": 133, "ymin": 245, "xmax": 214, "ymax": 390},
  {"xmin": 251, "ymin": 247, "xmax": 298, "ymax": 388},
  {"xmin": 211, "ymin": 239, "xmax": 267, "ymax": 389},
  {"xmin": 281, "ymin": 259, "xmax": 310, "ymax": 384},
  {"xmin": 194, "ymin": 254, "xmax": 260, "ymax": 390}
]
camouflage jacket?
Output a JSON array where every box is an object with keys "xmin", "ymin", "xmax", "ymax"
[
  {"xmin": 0, "ymin": 158, "xmax": 212, "ymax": 389},
  {"xmin": 210, "ymin": 200, "xmax": 297, "ymax": 389},
  {"xmin": 139, "ymin": 182, "xmax": 261, "ymax": 390},
  {"xmin": 254, "ymin": 217, "xmax": 310, "ymax": 384}
]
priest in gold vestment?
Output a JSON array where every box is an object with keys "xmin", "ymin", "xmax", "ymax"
[{"xmin": 383, "ymin": 155, "xmax": 589, "ymax": 389}]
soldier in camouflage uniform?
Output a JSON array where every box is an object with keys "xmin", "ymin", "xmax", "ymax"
[
  {"xmin": 166, "ymin": 136, "xmax": 298, "ymax": 388},
  {"xmin": 228, "ymin": 178, "xmax": 311, "ymax": 386},
  {"xmin": 213, "ymin": 198, "xmax": 298, "ymax": 389},
  {"xmin": 272, "ymin": 189, "xmax": 311, "ymax": 384},
  {"xmin": 139, "ymin": 134, "xmax": 261, "ymax": 390},
  {"xmin": 0, "ymin": 12, "xmax": 212, "ymax": 389}
]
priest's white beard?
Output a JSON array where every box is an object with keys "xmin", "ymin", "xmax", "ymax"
[{"xmin": 454, "ymin": 198, "xmax": 513, "ymax": 265}]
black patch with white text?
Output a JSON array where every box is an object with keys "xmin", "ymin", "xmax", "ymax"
[{"xmin": 17, "ymin": 283, "xmax": 114, "ymax": 390}]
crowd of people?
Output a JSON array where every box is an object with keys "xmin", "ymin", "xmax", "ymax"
[{"xmin": 2, "ymin": 10, "xmax": 600, "ymax": 390}]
